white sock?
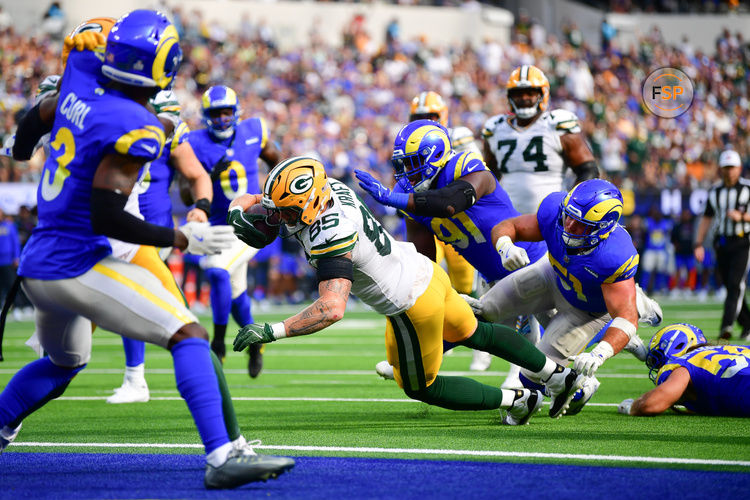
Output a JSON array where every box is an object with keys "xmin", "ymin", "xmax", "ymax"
[
  {"xmin": 536, "ymin": 358, "xmax": 558, "ymax": 380},
  {"xmin": 206, "ymin": 442, "xmax": 233, "ymax": 468},
  {"xmin": 125, "ymin": 364, "xmax": 145, "ymax": 380},
  {"xmin": 500, "ymin": 389, "xmax": 519, "ymax": 409}
]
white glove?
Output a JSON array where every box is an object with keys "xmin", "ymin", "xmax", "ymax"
[
  {"xmin": 568, "ymin": 341, "xmax": 614, "ymax": 377},
  {"xmin": 1, "ymin": 134, "xmax": 15, "ymax": 157},
  {"xmin": 495, "ymin": 236, "xmax": 530, "ymax": 271},
  {"xmin": 179, "ymin": 222, "xmax": 236, "ymax": 255},
  {"xmin": 459, "ymin": 293, "xmax": 483, "ymax": 316},
  {"xmin": 618, "ymin": 398, "xmax": 634, "ymax": 415}
]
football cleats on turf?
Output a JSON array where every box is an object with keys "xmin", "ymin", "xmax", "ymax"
[
  {"xmin": 391, "ymin": 120, "xmax": 453, "ymax": 193},
  {"xmin": 261, "ymin": 156, "xmax": 331, "ymax": 234},
  {"xmin": 646, "ymin": 323, "xmax": 706, "ymax": 382},
  {"xmin": 102, "ymin": 9, "xmax": 182, "ymax": 90},
  {"xmin": 557, "ymin": 179, "xmax": 623, "ymax": 250},
  {"xmin": 409, "ymin": 91, "xmax": 448, "ymax": 127},
  {"xmin": 507, "ymin": 65, "xmax": 550, "ymax": 120},
  {"xmin": 201, "ymin": 85, "xmax": 240, "ymax": 140}
]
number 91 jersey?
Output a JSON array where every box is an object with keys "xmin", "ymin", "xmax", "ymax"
[
  {"xmin": 482, "ymin": 110, "xmax": 580, "ymax": 214},
  {"xmin": 657, "ymin": 345, "xmax": 750, "ymax": 416},
  {"xmin": 294, "ymin": 179, "xmax": 433, "ymax": 316}
]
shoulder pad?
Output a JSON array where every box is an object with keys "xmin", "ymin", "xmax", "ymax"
[
  {"xmin": 450, "ymin": 126, "xmax": 479, "ymax": 153},
  {"xmin": 308, "ymin": 211, "xmax": 358, "ymax": 260},
  {"xmin": 35, "ymin": 75, "xmax": 61, "ymax": 104},
  {"xmin": 445, "ymin": 151, "xmax": 487, "ymax": 181},
  {"xmin": 482, "ymin": 114, "xmax": 506, "ymax": 138},
  {"xmin": 150, "ymin": 89, "xmax": 181, "ymax": 116},
  {"xmin": 549, "ymin": 109, "xmax": 581, "ymax": 134}
]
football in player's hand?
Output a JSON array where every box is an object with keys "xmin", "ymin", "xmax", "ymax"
[{"xmin": 246, "ymin": 203, "xmax": 280, "ymax": 245}]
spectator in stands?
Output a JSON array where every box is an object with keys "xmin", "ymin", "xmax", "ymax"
[{"xmin": 0, "ymin": 207, "xmax": 20, "ymax": 310}]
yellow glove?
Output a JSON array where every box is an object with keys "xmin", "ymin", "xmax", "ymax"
[{"xmin": 62, "ymin": 31, "xmax": 106, "ymax": 66}]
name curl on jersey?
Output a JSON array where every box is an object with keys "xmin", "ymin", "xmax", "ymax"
[{"xmin": 59, "ymin": 92, "xmax": 91, "ymax": 130}]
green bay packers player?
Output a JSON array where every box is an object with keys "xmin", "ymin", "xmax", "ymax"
[
  {"xmin": 482, "ymin": 64, "xmax": 599, "ymax": 215},
  {"xmin": 408, "ymin": 91, "xmax": 490, "ymax": 371},
  {"xmin": 229, "ymin": 156, "xmax": 584, "ymax": 425}
]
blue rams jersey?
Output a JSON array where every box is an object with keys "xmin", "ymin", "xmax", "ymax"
[
  {"xmin": 644, "ymin": 217, "xmax": 672, "ymax": 251},
  {"xmin": 537, "ymin": 192, "xmax": 639, "ymax": 313},
  {"xmin": 397, "ymin": 151, "xmax": 547, "ymax": 283},
  {"xmin": 657, "ymin": 345, "xmax": 750, "ymax": 416},
  {"xmin": 19, "ymin": 50, "xmax": 165, "ymax": 280},
  {"xmin": 138, "ymin": 120, "xmax": 190, "ymax": 228},
  {"xmin": 188, "ymin": 118, "xmax": 267, "ymax": 225}
]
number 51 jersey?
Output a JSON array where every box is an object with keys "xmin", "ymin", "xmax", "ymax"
[
  {"xmin": 293, "ymin": 179, "xmax": 433, "ymax": 316},
  {"xmin": 18, "ymin": 49, "xmax": 164, "ymax": 280}
]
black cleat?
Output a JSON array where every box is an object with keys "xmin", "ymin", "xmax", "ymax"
[
  {"xmin": 204, "ymin": 452, "xmax": 295, "ymax": 489},
  {"xmin": 248, "ymin": 344, "xmax": 263, "ymax": 378},
  {"xmin": 544, "ymin": 365, "xmax": 583, "ymax": 419},
  {"xmin": 501, "ymin": 389, "xmax": 544, "ymax": 426}
]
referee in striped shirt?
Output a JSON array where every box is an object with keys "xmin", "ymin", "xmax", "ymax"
[{"xmin": 694, "ymin": 150, "xmax": 750, "ymax": 340}]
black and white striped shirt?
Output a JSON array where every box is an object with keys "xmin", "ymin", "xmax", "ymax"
[{"xmin": 705, "ymin": 178, "xmax": 750, "ymax": 238}]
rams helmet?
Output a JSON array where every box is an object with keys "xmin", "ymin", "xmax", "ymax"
[
  {"xmin": 506, "ymin": 65, "xmax": 550, "ymax": 119},
  {"xmin": 558, "ymin": 179, "xmax": 623, "ymax": 250},
  {"xmin": 201, "ymin": 85, "xmax": 240, "ymax": 140},
  {"xmin": 646, "ymin": 323, "xmax": 706, "ymax": 382},
  {"xmin": 391, "ymin": 119, "xmax": 452, "ymax": 193}
]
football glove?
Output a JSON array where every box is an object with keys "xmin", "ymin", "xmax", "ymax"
[
  {"xmin": 354, "ymin": 169, "xmax": 409, "ymax": 209},
  {"xmin": 178, "ymin": 222, "xmax": 235, "ymax": 255},
  {"xmin": 459, "ymin": 293, "xmax": 483, "ymax": 316},
  {"xmin": 618, "ymin": 398, "xmax": 634, "ymax": 415},
  {"xmin": 1, "ymin": 134, "xmax": 14, "ymax": 157},
  {"xmin": 568, "ymin": 341, "xmax": 614, "ymax": 377},
  {"xmin": 495, "ymin": 236, "xmax": 530, "ymax": 271},
  {"xmin": 63, "ymin": 31, "xmax": 106, "ymax": 54},
  {"xmin": 226, "ymin": 207, "xmax": 275, "ymax": 248},
  {"xmin": 234, "ymin": 323, "xmax": 275, "ymax": 352}
]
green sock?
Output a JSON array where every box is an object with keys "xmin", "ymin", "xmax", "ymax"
[
  {"xmin": 407, "ymin": 375, "xmax": 504, "ymax": 410},
  {"xmin": 210, "ymin": 350, "xmax": 241, "ymax": 441},
  {"xmin": 459, "ymin": 321, "xmax": 546, "ymax": 372}
]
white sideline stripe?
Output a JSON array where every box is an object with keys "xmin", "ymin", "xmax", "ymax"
[
  {"xmin": 54, "ymin": 395, "xmax": 622, "ymax": 407},
  {"xmin": 12, "ymin": 442, "xmax": 750, "ymax": 467},
  {"xmin": 0, "ymin": 368, "xmax": 649, "ymax": 379}
]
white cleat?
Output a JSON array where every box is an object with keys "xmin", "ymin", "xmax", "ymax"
[
  {"xmin": 500, "ymin": 364, "xmax": 523, "ymax": 389},
  {"xmin": 231, "ymin": 435, "xmax": 261, "ymax": 456},
  {"xmin": 469, "ymin": 350, "xmax": 491, "ymax": 371},
  {"xmin": 0, "ymin": 423, "xmax": 22, "ymax": 453},
  {"xmin": 624, "ymin": 334, "xmax": 648, "ymax": 362},
  {"xmin": 565, "ymin": 376, "xmax": 601, "ymax": 416},
  {"xmin": 375, "ymin": 361, "xmax": 395, "ymax": 380},
  {"xmin": 106, "ymin": 377, "xmax": 149, "ymax": 404},
  {"xmin": 501, "ymin": 389, "xmax": 544, "ymax": 426},
  {"xmin": 636, "ymin": 285, "xmax": 663, "ymax": 327}
]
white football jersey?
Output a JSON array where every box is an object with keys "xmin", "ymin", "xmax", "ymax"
[
  {"xmin": 449, "ymin": 126, "xmax": 481, "ymax": 155},
  {"xmin": 292, "ymin": 179, "xmax": 433, "ymax": 316},
  {"xmin": 482, "ymin": 109, "xmax": 580, "ymax": 214}
]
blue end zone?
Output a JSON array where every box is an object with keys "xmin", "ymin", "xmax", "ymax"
[{"xmin": 1, "ymin": 453, "xmax": 748, "ymax": 499}]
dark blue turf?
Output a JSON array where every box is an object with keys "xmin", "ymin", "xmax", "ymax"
[{"xmin": 1, "ymin": 453, "xmax": 748, "ymax": 499}]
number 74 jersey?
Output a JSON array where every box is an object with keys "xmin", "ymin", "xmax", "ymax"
[
  {"xmin": 482, "ymin": 109, "xmax": 580, "ymax": 214},
  {"xmin": 293, "ymin": 179, "xmax": 433, "ymax": 316}
]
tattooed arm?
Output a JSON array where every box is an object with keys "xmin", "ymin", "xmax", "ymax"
[{"xmin": 282, "ymin": 255, "xmax": 353, "ymax": 337}]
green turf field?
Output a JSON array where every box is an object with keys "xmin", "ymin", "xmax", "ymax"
[{"xmin": 1, "ymin": 299, "xmax": 749, "ymax": 471}]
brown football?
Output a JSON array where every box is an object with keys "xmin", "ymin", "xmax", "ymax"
[{"xmin": 246, "ymin": 203, "xmax": 280, "ymax": 244}]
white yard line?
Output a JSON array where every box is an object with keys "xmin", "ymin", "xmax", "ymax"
[{"xmin": 11, "ymin": 441, "xmax": 750, "ymax": 467}]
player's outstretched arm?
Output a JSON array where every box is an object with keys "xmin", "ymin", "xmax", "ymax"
[
  {"xmin": 624, "ymin": 367, "xmax": 690, "ymax": 416},
  {"xmin": 172, "ymin": 141, "xmax": 212, "ymax": 222},
  {"xmin": 561, "ymin": 132, "xmax": 599, "ymax": 185},
  {"xmin": 490, "ymin": 213, "xmax": 542, "ymax": 246}
]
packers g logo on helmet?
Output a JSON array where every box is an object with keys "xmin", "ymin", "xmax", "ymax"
[
  {"xmin": 507, "ymin": 65, "xmax": 550, "ymax": 119},
  {"xmin": 645, "ymin": 323, "xmax": 706, "ymax": 382},
  {"xmin": 262, "ymin": 156, "xmax": 331, "ymax": 232},
  {"xmin": 61, "ymin": 16, "xmax": 116, "ymax": 67}
]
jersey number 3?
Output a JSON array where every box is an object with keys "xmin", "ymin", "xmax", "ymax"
[{"xmin": 41, "ymin": 127, "xmax": 75, "ymax": 201}]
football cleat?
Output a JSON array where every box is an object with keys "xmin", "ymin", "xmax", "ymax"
[
  {"xmin": 106, "ymin": 377, "xmax": 149, "ymax": 404},
  {"xmin": 375, "ymin": 360, "xmax": 395, "ymax": 380},
  {"xmin": 544, "ymin": 365, "xmax": 583, "ymax": 418},
  {"xmin": 0, "ymin": 423, "xmax": 22, "ymax": 453},
  {"xmin": 565, "ymin": 376, "xmax": 600, "ymax": 416},
  {"xmin": 204, "ymin": 449, "xmax": 295, "ymax": 489},
  {"xmin": 636, "ymin": 285, "xmax": 663, "ymax": 327},
  {"xmin": 248, "ymin": 344, "xmax": 263, "ymax": 378},
  {"xmin": 623, "ymin": 333, "xmax": 648, "ymax": 362},
  {"xmin": 231, "ymin": 435, "xmax": 261, "ymax": 457},
  {"xmin": 469, "ymin": 350, "xmax": 491, "ymax": 371},
  {"xmin": 501, "ymin": 389, "xmax": 544, "ymax": 426}
]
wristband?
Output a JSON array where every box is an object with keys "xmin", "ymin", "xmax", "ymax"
[
  {"xmin": 610, "ymin": 317, "xmax": 637, "ymax": 338},
  {"xmin": 495, "ymin": 235, "xmax": 512, "ymax": 253},
  {"xmin": 591, "ymin": 340, "xmax": 615, "ymax": 361},
  {"xmin": 272, "ymin": 322, "xmax": 287, "ymax": 339},
  {"xmin": 195, "ymin": 198, "xmax": 211, "ymax": 218}
]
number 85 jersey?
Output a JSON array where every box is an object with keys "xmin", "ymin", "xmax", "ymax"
[
  {"xmin": 293, "ymin": 179, "xmax": 433, "ymax": 316},
  {"xmin": 482, "ymin": 109, "xmax": 580, "ymax": 214}
]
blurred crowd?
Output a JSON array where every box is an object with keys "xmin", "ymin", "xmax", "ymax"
[{"xmin": 1, "ymin": 5, "xmax": 748, "ymax": 306}]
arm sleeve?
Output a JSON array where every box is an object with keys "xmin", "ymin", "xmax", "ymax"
[
  {"xmin": 90, "ymin": 188, "xmax": 175, "ymax": 247},
  {"xmin": 412, "ymin": 179, "xmax": 477, "ymax": 217},
  {"xmin": 12, "ymin": 104, "xmax": 53, "ymax": 161}
]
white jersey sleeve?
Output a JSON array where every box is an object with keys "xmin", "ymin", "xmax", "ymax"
[
  {"xmin": 548, "ymin": 108, "xmax": 582, "ymax": 135},
  {"xmin": 450, "ymin": 126, "xmax": 481, "ymax": 154},
  {"xmin": 295, "ymin": 180, "xmax": 433, "ymax": 316}
]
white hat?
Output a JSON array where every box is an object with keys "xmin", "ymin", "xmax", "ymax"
[{"xmin": 719, "ymin": 149, "xmax": 741, "ymax": 168}]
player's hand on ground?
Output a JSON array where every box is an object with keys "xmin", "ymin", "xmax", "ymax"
[
  {"xmin": 495, "ymin": 236, "xmax": 529, "ymax": 271},
  {"xmin": 618, "ymin": 398, "xmax": 634, "ymax": 415},
  {"xmin": 354, "ymin": 169, "xmax": 409, "ymax": 209},
  {"xmin": 234, "ymin": 323, "xmax": 276, "ymax": 351},
  {"xmin": 179, "ymin": 222, "xmax": 235, "ymax": 255},
  {"xmin": 568, "ymin": 352, "xmax": 606, "ymax": 377}
]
